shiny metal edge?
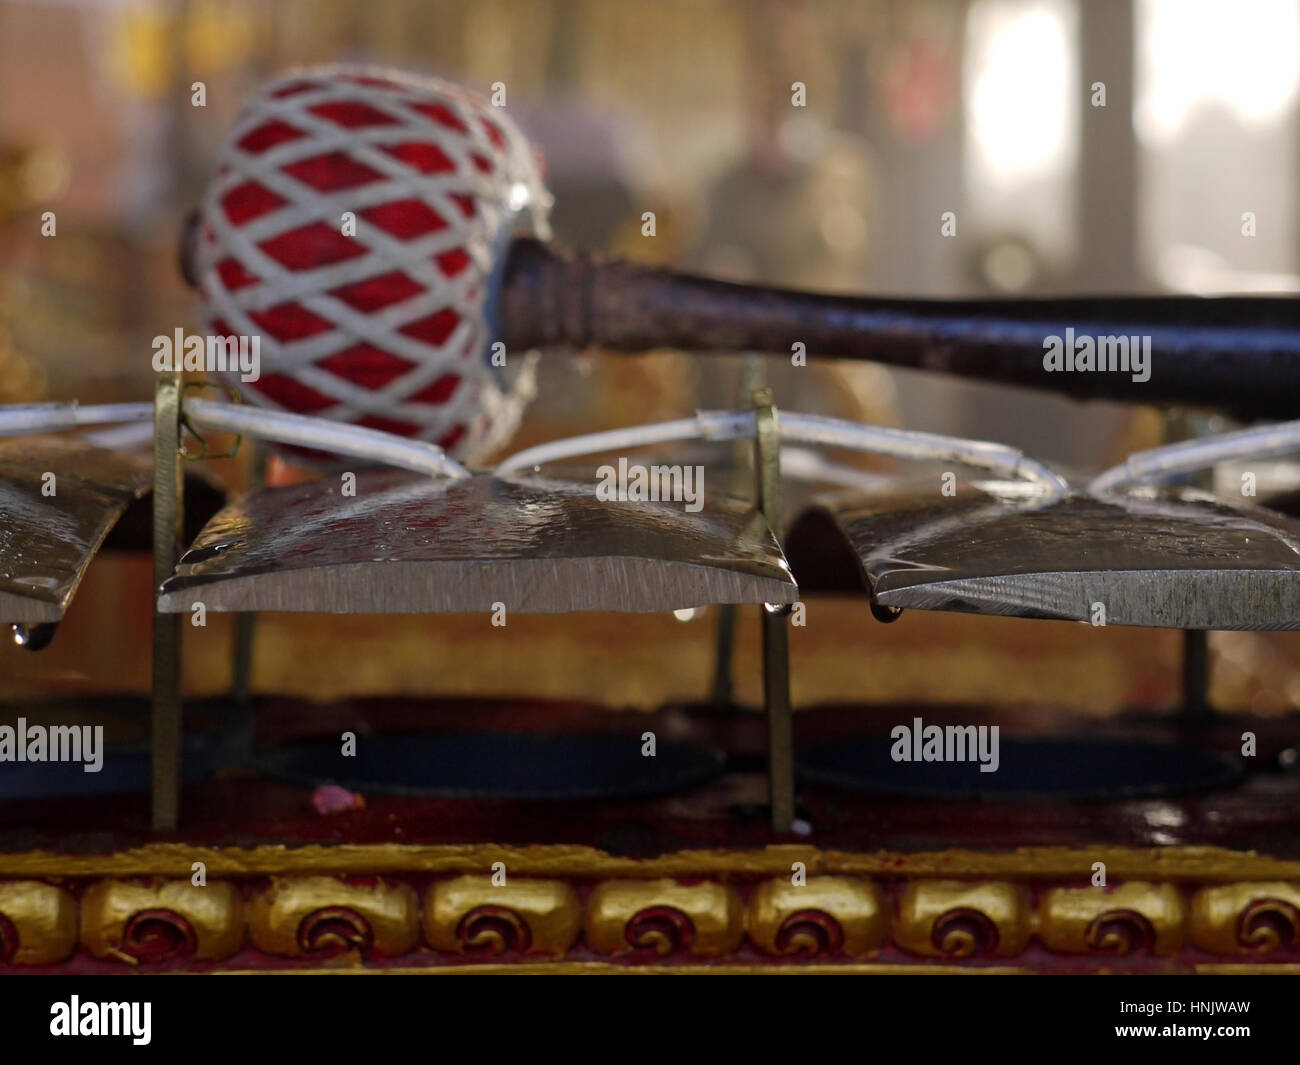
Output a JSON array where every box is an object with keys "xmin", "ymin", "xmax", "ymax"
[
  {"xmin": 0, "ymin": 436, "xmax": 152, "ymax": 624},
  {"xmin": 158, "ymin": 556, "xmax": 797, "ymax": 614}
]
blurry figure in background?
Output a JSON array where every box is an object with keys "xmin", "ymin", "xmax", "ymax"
[
  {"xmin": 692, "ymin": 113, "xmax": 899, "ymax": 427},
  {"xmin": 689, "ymin": 0, "xmax": 900, "ymax": 431},
  {"xmin": 507, "ymin": 97, "xmax": 701, "ymax": 446}
]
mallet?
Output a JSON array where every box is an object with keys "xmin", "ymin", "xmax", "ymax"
[{"xmin": 186, "ymin": 65, "xmax": 1300, "ymax": 463}]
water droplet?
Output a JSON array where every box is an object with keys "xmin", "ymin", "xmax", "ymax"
[
  {"xmin": 12, "ymin": 622, "xmax": 57, "ymax": 650},
  {"xmin": 869, "ymin": 597, "xmax": 903, "ymax": 624}
]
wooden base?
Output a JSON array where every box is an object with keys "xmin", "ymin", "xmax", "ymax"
[{"xmin": 2, "ymin": 698, "xmax": 1298, "ymax": 971}]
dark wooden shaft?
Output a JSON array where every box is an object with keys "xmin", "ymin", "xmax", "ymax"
[{"xmin": 500, "ymin": 238, "xmax": 1300, "ymax": 419}]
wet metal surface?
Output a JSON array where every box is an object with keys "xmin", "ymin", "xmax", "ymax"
[
  {"xmin": 804, "ymin": 479, "xmax": 1300, "ymax": 630},
  {"xmin": 0, "ymin": 437, "xmax": 152, "ymax": 624},
  {"xmin": 158, "ymin": 470, "xmax": 797, "ymax": 614}
]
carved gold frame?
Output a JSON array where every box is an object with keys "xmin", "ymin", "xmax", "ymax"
[{"xmin": 2, "ymin": 842, "xmax": 1298, "ymax": 971}]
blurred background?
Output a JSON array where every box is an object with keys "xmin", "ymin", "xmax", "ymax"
[{"xmin": 1, "ymin": 0, "xmax": 1298, "ymax": 717}]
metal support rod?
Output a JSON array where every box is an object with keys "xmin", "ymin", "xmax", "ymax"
[
  {"xmin": 709, "ymin": 606, "xmax": 737, "ymax": 709},
  {"xmin": 231, "ymin": 612, "xmax": 256, "ymax": 706},
  {"xmin": 152, "ymin": 371, "xmax": 184, "ymax": 830},
  {"xmin": 1182, "ymin": 629, "xmax": 1211, "ymax": 722},
  {"xmin": 711, "ymin": 355, "xmax": 765, "ymax": 709},
  {"xmin": 1170, "ymin": 411, "xmax": 1214, "ymax": 724},
  {"xmin": 230, "ymin": 443, "xmax": 267, "ymax": 705},
  {"xmin": 753, "ymin": 387, "xmax": 794, "ymax": 832}
]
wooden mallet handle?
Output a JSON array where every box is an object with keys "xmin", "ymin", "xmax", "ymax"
[{"xmin": 501, "ymin": 238, "xmax": 1300, "ymax": 419}]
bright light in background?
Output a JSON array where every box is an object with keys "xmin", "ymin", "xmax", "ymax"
[
  {"xmin": 965, "ymin": 0, "xmax": 1076, "ymax": 184},
  {"xmin": 1137, "ymin": 0, "xmax": 1300, "ymax": 144}
]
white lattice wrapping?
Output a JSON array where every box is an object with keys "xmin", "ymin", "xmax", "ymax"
[{"xmin": 194, "ymin": 65, "xmax": 551, "ymax": 463}]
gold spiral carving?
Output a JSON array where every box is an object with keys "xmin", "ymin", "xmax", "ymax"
[
  {"xmin": 424, "ymin": 876, "xmax": 580, "ymax": 956},
  {"xmin": 0, "ymin": 881, "xmax": 77, "ymax": 965},
  {"xmin": 297, "ymin": 906, "xmax": 373, "ymax": 956},
  {"xmin": 626, "ymin": 906, "xmax": 695, "ymax": 956},
  {"xmin": 775, "ymin": 911, "xmax": 844, "ymax": 956},
  {"xmin": 80, "ymin": 880, "xmax": 243, "ymax": 963},
  {"xmin": 932, "ymin": 908, "xmax": 999, "ymax": 957},
  {"xmin": 457, "ymin": 906, "xmax": 531, "ymax": 954},
  {"xmin": 1190, "ymin": 882, "xmax": 1300, "ymax": 957},
  {"xmin": 1041, "ymin": 883, "xmax": 1185, "ymax": 956},
  {"xmin": 1085, "ymin": 910, "xmax": 1156, "ymax": 955},
  {"xmin": 895, "ymin": 881, "xmax": 1030, "ymax": 959},
  {"xmin": 121, "ymin": 908, "xmax": 199, "ymax": 963},
  {"xmin": 248, "ymin": 876, "xmax": 418, "ymax": 958},
  {"xmin": 747, "ymin": 878, "xmax": 887, "ymax": 958},
  {"xmin": 586, "ymin": 880, "xmax": 744, "ymax": 957},
  {"xmin": 1238, "ymin": 899, "xmax": 1300, "ymax": 953}
]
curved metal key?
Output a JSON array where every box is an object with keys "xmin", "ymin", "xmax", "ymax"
[
  {"xmin": 158, "ymin": 469, "xmax": 797, "ymax": 615},
  {"xmin": 0, "ymin": 436, "xmax": 151, "ymax": 626},
  {"xmin": 792, "ymin": 478, "xmax": 1300, "ymax": 630}
]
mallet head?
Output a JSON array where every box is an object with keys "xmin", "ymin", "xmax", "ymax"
[{"xmin": 192, "ymin": 65, "xmax": 551, "ymax": 462}]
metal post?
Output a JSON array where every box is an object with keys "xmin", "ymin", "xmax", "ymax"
[
  {"xmin": 1182, "ymin": 629, "xmax": 1211, "ymax": 722},
  {"xmin": 711, "ymin": 355, "xmax": 765, "ymax": 709},
  {"xmin": 709, "ymin": 605, "xmax": 738, "ymax": 709},
  {"xmin": 752, "ymin": 388, "xmax": 794, "ymax": 832},
  {"xmin": 230, "ymin": 443, "xmax": 267, "ymax": 704},
  {"xmin": 231, "ymin": 611, "xmax": 256, "ymax": 706},
  {"xmin": 1170, "ymin": 411, "xmax": 1215, "ymax": 722},
  {"xmin": 152, "ymin": 371, "xmax": 184, "ymax": 830}
]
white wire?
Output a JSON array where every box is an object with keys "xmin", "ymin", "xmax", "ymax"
[
  {"xmin": 0, "ymin": 399, "xmax": 469, "ymax": 478},
  {"xmin": 496, "ymin": 409, "xmax": 1069, "ymax": 497},
  {"xmin": 79, "ymin": 422, "xmax": 157, "ymax": 451},
  {"xmin": 7, "ymin": 399, "xmax": 1074, "ymax": 494},
  {"xmin": 495, "ymin": 412, "xmax": 754, "ymax": 477},
  {"xmin": 183, "ymin": 398, "xmax": 470, "ymax": 479},
  {"xmin": 779, "ymin": 447, "xmax": 895, "ymax": 491},
  {"xmin": 777, "ymin": 411, "xmax": 1068, "ymax": 494},
  {"xmin": 0, "ymin": 402, "xmax": 153, "ymax": 437},
  {"xmin": 1089, "ymin": 418, "xmax": 1300, "ymax": 495}
]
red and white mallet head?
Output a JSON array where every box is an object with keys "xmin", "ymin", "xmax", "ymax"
[{"xmin": 193, "ymin": 65, "xmax": 551, "ymax": 462}]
